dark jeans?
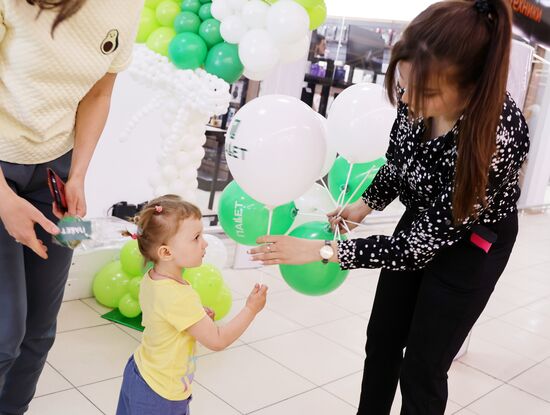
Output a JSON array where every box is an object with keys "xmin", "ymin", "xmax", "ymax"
[
  {"xmin": 0, "ymin": 152, "xmax": 73, "ymax": 415},
  {"xmin": 358, "ymin": 210, "xmax": 518, "ymax": 415},
  {"xmin": 117, "ymin": 356, "xmax": 191, "ymax": 415}
]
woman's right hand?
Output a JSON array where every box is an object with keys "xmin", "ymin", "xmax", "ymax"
[
  {"xmin": 327, "ymin": 200, "xmax": 373, "ymax": 234},
  {"xmin": 0, "ymin": 188, "xmax": 60, "ymax": 259}
]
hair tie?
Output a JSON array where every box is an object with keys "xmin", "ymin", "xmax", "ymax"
[
  {"xmin": 474, "ymin": 0, "xmax": 493, "ymax": 17},
  {"xmin": 155, "ymin": 205, "xmax": 163, "ymax": 214},
  {"xmin": 131, "ymin": 233, "xmax": 139, "ymax": 240}
]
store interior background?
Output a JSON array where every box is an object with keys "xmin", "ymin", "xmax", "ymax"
[{"xmin": 30, "ymin": 1, "xmax": 550, "ymax": 415}]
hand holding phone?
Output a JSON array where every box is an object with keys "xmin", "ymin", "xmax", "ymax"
[{"xmin": 47, "ymin": 168, "xmax": 68, "ymax": 217}]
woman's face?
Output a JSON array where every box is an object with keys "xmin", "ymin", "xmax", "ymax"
[{"xmin": 397, "ymin": 61, "xmax": 468, "ymax": 121}]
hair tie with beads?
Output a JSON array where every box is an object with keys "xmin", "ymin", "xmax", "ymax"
[{"xmin": 155, "ymin": 205, "xmax": 163, "ymax": 214}]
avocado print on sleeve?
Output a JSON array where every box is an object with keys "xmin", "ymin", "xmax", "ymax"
[{"xmin": 101, "ymin": 29, "xmax": 119, "ymax": 55}]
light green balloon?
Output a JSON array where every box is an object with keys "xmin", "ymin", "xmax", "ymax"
[
  {"xmin": 137, "ymin": 7, "xmax": 160, "ymax": 43},
  {"xmin": 183, "ymin": 264, "xmax": 224, "ymax": 305},
  {"xmin": 293, "ymin": 0, "xmax": 318, "ymax": 8},
  {"xmin": 93, "ymin": 261, "xmax": 131, "ymax": 308},
  {"xmin": 308, "ymin": 3, "xmax": 327, "ymax": 30},
  {"xmin": 181, "ymin": 0, "xmax": 201, "ymax": 14},
  {"xmin": 118, "ymin": 293, "xmax": 142, "ymax": 318},
  {"xmin": 211, "ymin": 286, "xmax": 232, "ymax": 321},
  {"xmin": 146, "ymin": 27, "xmax": 176, "ymax": 56},
  {"xmin": 198, "ymin": 3, "xmax": 212, "ymax": 21},
  {"xmin": 120, "ymin": 240, "xmax": 145, "ymax": 277},
  {"xmin": 156, "ymin": 0, "xmax": 181, "ymax": 27},
  {"xmin": 198, "ymin": 18, "xmax": 223, "ymax": 49},
  {"xmin": 218, "ymin": 181, "xmax": 297, "ymax": 246},
  {"xmin": 279, "ymin": 221, "xmax": 349, "ymax": 296},
  {"xmin": 128, "ymin": 277, "xmax": 142, "ymax": 300},
  {"xmin": 174, "ymin": 11, "xmax": 201, "ymax": 33},
  {"xmin": 145, "ymin": 0, "xmax": 164, "ymax": 8}
]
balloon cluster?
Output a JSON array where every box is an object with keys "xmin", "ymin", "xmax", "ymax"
[
  {"xmin": 92, "ymin": 236, "xmax": 231, "ymax": 320},
  {"xmin": 123, "ymin": 46, "xmax": 232, "ymax": 200},
  {"xmin": 218, "ymin": 84, "xmax": 394, "ymax": 295},
  {"xmin": 137, "ymin": 0, "xmax": 328, "ymax": 83},
  {"xmin": 138, "ymin": 0, "xmax": 244, "ymax": 83}
]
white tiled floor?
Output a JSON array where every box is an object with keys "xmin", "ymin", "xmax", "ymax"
[{"xmin": 28, "ymin": 211, "xmax": 550, "ymax": 414}]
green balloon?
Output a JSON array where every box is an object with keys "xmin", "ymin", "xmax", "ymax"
[
  {"xmin": 328, "ymin": 156, "xmax": 385, "ymax": 205},
  {"xmin": 218, "ymin": 181, "xmax": 297, "ymax": 246},
  {"xmin": 174, "ymin": 11, "xmax": 201, "ymax": 33},
  {"xmin": 199, "ymin": 0, "xmax": 211, "ymax": 4},
  {"xmin": 279, "ymin": 221, "xmax": 349, "ymax": 296},
  {"xmin": 198, "ymin": 3, "xmax": 212, "ymax": 21},
  {"xmin": 308, "ymin": 3, "xmax": 327, "ymax": 30},
  {"xmin": 211, "ymin": 286, "xmax": 232, "ymax": 321},
  {"xmin": 198, "ymin": 19, "xmax": 223, "ymax": 48},
  {"xmin": 205, "ymin": 42, "xmax": 243, "ymax": 83},
  {"xmin": 137, "ymin": 7, "xmax": 160, "ymax": 43},
  {"xmin": 183, "ymin": 264, "xmax": 224, "ymax": 305},
  {"xmin": 181, "ymin": 0, "xmax": 201, "ymax": 14},
  {"xmin": 118, "ymin": 293, "xmax": 142, "ymax": 318},
  {"xmin": 145, "ymin": 0, "xmax": 164, "ymax": 8},
  {"xmin": 93, "ymin": 261, "xmax": 131, "ymax": 308},
  {"xmin": 156, "ymin": 0, "xmax": 181, "ymax": 27},
  {"xmin": 146, "ymin": 27, "xmax": 176, "ymax": 56},
  {"xmin": 169, "ymin": 32, "xmax": 208, "ymax": 69},
  {"xmin": 128, "ymin": 276, "xmax": 142, "ymax": 300},
  {"xmin": 120, "ymin": 240, "xmax": 145, "ymax": 277}
]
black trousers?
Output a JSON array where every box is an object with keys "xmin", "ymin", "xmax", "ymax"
[
  {"xmin": 0, "ymin": 152, "xmax": 73, "ymax": 415},
  {"xmin": 358, "ymin": 210, "xmax": 518, "ymax": 415}
]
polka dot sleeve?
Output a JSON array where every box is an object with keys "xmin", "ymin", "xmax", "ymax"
[
  {"xmin": 338, "ymin": 94, "xmax": 530, "ymax": 271},
  {"xmin": 362, "ymin": 116, "xmax": 401, "ymax": 211}
]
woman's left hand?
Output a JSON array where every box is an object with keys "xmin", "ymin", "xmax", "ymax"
[
  {"xmin": 249, "ymin": 236, "xmax": 325, "ymax": 266},
  {"xmin": 53, "ymin": 177, "xmax": 87, "ymax": 219}
]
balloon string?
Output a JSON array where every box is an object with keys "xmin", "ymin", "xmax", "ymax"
[
  {"xmin": 320, "ymin": 177, "xmax": 338, "ymax": 208},
  {"xmin": 298, "ymin": 211, "xmax": 368, "ymax": 231},
  {"xmin": 337, "ymin": 166, "xmax": 376, "ymax": 216},
  {"xmin": 261, "ymin": 208, "xmax": 275, "ymax": 287}
]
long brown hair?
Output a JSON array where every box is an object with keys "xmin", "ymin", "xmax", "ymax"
[
  {"xmin": 26, "ymin": 0, "xmax": 86, "ymax": 33},
  {"xmin": 122, "ymin": 195, "xmax": 202, "ymax": 263},
  {"xmin": 385, "ymin": 0, "xmax": 512, "ymax": 222}
]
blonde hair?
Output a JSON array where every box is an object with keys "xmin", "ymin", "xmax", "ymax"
[{"xmin": 123, "ymin": 195, "xmax": 202, "ymax": 263}]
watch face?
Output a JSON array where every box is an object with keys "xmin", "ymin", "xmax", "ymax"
[{"xmin": 320, "ymin": 245, "xmax": 334, "ymax": 260}]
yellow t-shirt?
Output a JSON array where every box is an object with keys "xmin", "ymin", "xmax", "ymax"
[
  {"xmin": 0, "ymin": 0, "xmax": 144, "ymax": 164},
  {"xmin": 134, "ymin": 275, "xmax": 206, "ymax": 401}
]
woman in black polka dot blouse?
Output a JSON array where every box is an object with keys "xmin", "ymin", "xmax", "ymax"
[{"xmin": 251, "ymin": 1, "xmax": 530, "ymax": 414}]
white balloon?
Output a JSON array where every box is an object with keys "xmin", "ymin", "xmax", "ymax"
[
  {"xmin": 225, "ymin": 95, "xmax": 326, "ymax": 207},
  {"xmin": 148, "ymin": 171, "xmax": 164, "ymax": 188},
  {"xmin": 243, "ymin": 68, "xmax": 270, "ymax": 81},
  {"xmin": 162, "ymin": 164, "xmax": 179, "ymax": 180},
  {"xmin": 295, "ymin": 183, "xmax": 336, "ymax": 214},
  {"xmin": 170, "ymin": 180, "xmax": 189, "ymax": 196},
  {"xmin": 327, "ymin": 83, "xmax": 395, "ymax": 164},
  {"xmin": 266, "ymin": 1, "xmax": 309, "ymax": 45},
  {"xmin": 242, "ymin": 0, "xmax": 269, "ymax": 29},
  {"xmin": 189, "ymin": 146, "xmax": 205, "ymax": 163},
  {"xmin": 175, "ymin": 151, "xmax": 192, "ymax": 167},
  {"xmin": 239, "ymin": 29, "xmax": 280, "ymax": 74},
  {"xmin": 179, "ymin": 167, "xmax": 197, "ymax": 181},
  {"xmin": 155, "ymin": 184, "xmax": 170, "ymax": 197},
  {"xmin": 316, "ymin": 113, "xmax": 336, "ymax": 179},
  {"xmin": 220, "ymin": 15, "xmax": 248, "ymax": 44},
  {"xmin": 211, "ymin": 0, "xmax": 233, "ymax": 21},
  {"xmin": 278, "ymin": 34, "xmax": 310, "ymax": 64},
  {"xmin": 227, "ymin": 0, "xmax": 247, "ymax": 11},
  {"xmin": 203, "ymin": 234, "xmax": 228, "ymax": 269}
]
